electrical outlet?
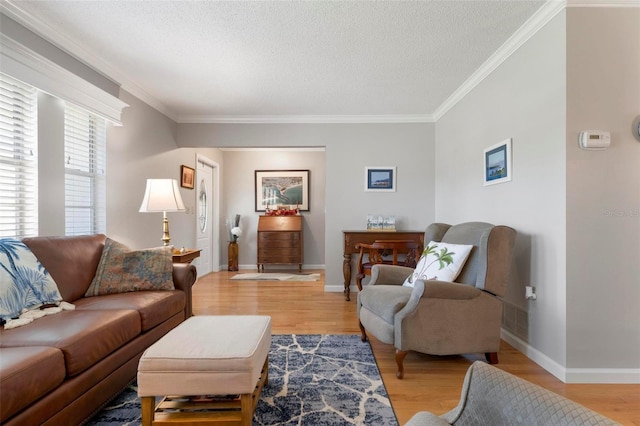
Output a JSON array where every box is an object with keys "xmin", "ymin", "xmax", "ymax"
[{"xmin": 525, "ymin": 285, "xmax": 537, "ymax": 300}]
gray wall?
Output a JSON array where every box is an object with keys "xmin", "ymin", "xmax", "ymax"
[
  {"xmin": 436, "ymin": 7, "xmax": 640, "ymax": 381},
  {"xmin": 435, "ymin": 12, "xmax": 568, "ymax": 370},
  {"xmin": 106, "ymin": 90, "xmax": 223, "ymax": 252},
  {"xmin": 221, "ymin": 149, "xmax": 325, "ymax": 269},
  {"xmin": 178, "ymin": 123, "xmax": 436, "ymax": 291},
  {"xmin": 566, "ymin": 7, "xmax": 640, "ymax": 374}
]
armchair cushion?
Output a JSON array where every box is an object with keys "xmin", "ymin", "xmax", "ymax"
[
  {"xmin": 403, "ymin": 241, "xmax": 473, "ymax": 287},
  {"xmin": 370, "ymin": 264, "xmax": 414, "ymax": 286},
  {"xmin": 358, "ymin": 285, "xmax": 412, "ymax": 324},
  {"xmin": 422, "ymin": 281, "xmax": 482, "ymax": 300}
]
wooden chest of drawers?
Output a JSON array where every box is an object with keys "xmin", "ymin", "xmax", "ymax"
[{"xmin": 257, "ymin": 216, "xmax": 303, "ymax": 271}]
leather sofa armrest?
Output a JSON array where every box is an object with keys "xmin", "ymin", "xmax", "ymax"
[
  {"xmin": 420, "ymin": 280, "xmax": 482, "ymax": 300},
  {"xmin": 172, "ymin": 263, "xmax": 197, "ymax": 317},
  {"xmin": 370, "ymin": 264, "xmax": 414, "ymax": 286}
]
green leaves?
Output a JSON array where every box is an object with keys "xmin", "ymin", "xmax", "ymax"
[{"xmin": 422, "ymin": 244, "xmax": 455, "ymax": 271}]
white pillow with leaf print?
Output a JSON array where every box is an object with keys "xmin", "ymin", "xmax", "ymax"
[{"xmin": 403, "ymin": 241, "xmax": 473, "ymax": 287}]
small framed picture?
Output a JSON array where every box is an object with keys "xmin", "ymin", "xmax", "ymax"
[
  {"xmin": 483, "ymin": 139, "xmax": 512, "ymax": 186},
  {"xmin": 365, "ymin": 167, "xmax": 396, "ymax": 192},
  {"xmin": 180, "ymin": 165, "xmax": 195, "ymax": 189}
]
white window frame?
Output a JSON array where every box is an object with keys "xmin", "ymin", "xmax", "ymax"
[
  {"xmin": 0, "ymin": 73, "xmax": 38, "ymax": 238},
  {"xmin": 64, "ymin": 103, "xmax": 106, "ymax": 236}
]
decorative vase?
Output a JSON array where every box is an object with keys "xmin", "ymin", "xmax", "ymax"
[{"xmin": 228, "ymin": 241, "xmax": 239, "ymax": 271}]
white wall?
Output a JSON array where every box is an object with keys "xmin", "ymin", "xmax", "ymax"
[
  {"xmin": 107, "ymin": 90, "xmax": 223, "ymax": 251},
  {"xmin": 178, "ymin": 123, "xmax": 436, "ymax": 291},
  {"xmin": 436, "ymin": 13, "xmax": 568, "ymax": 373},
  {"xmin": 566, "ymin": 7, "xmax": 640, "ymax": 377}
]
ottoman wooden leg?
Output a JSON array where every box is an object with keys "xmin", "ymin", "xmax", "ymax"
[
  {"xmin": 241, "ymin": 393, "xmax": 252, "ymax": 426},
  {"xmin": 141, "ymin": 396, "xmax": 155, "ymax": 426}
]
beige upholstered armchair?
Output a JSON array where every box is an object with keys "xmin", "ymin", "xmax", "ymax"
[{"xmin": 357, "ymin": 222, "xmax": 516, "ymax": 378}]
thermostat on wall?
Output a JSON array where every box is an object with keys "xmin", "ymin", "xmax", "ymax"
[{"xmin": 579, "ymin": 131, "xmax": 611, "ymax": 150}]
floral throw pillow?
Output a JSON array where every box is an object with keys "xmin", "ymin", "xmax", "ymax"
[
  {"xmin": 403, "ymin": 241, "xmax": 474, "ymax": 288},
  {"xmin": 85, "ymin": 238, "xmax": 174, "ymax": 297},
  {"xmin": 0, "ymin": 238, "xmax": 62, "ymax": 321}
]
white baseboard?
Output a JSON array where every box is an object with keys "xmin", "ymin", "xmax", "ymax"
[
  {"xmin": 565, "ymin": 368, "xmax": 640, "ymax": 384},
  {"xmin": 501, "ymin": 329, "xmax": 567, "ymax": 381},
  {"xmin": 501, "ymin": 329, "xmax": 640, "ymax": 384}
]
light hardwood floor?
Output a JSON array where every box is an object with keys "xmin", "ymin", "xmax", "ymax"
[{"xmin": 193, "ymin": 269, "xmax": 639, "ymax": 425}]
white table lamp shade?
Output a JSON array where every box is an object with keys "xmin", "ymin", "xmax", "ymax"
[{"xmin": 139, "ymin": 179, "xmax": 186, "ymax": 213}]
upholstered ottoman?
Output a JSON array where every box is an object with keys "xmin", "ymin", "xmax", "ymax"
[{"xmin": 137, "ymin": 315, "xmax": 271, "ymax": 426}]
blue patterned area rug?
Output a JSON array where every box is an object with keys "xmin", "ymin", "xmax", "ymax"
[{"xmin": 87, "ymin": 334, "xmax": 398, "ymax": 426}]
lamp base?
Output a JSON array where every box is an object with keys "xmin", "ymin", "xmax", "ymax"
[{"xmin": 162, "ymin": 214, "xmax": 171, "ymax": 246}]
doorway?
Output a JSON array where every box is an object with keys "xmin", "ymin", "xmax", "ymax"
[{"xmin": 195, "ymin": 155, "xmax": 220, "ymax": 276}]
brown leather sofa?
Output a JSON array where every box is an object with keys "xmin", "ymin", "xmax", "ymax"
[{"xmin": 0, "ymin": 234, "xmax": 197, "ymax": 425}]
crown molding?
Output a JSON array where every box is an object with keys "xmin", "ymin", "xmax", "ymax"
[
  {"xmin": 432, "ymin": 0, "xmax": 567, "ymax": 121},
  {"xmin": 7, "ymin": 0, "xmax": 626, "ymax": 125},
  {"xmin": 0, "ymin": 0, "xmax": 179, "ymax": 122},
  {"xmin": 1, "ymin": 0, "xmax": 434, "ymax": 125},
  {"xmin": 0, "ymin": 33, "xmax": 128, "ymax": 124},
  {"xmin": 220, "ymin": 147, "xmax": 325, "ymax": 152},
  {"xmin": 177, "ymin": 114, "xmax": 435, "ymax": 124}
]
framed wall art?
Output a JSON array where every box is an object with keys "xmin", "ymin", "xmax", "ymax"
[
  {"xmin": 180, "ymin": 165, "xmax": 195, "ymax": 189},
  {"xmin": 483, "ymin": 139, "xmax": 512, "ymax": 186},
  {"xmin": 365, "ymin": 167, "xmax": 396, "ymax": 192},
  {"xmin": 255, "ymin": 170, "xmax": 310, "ymax": 212}
]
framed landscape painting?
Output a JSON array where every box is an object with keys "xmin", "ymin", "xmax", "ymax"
[
  {"xmin": 483, "ymin": 139, "xmax": 512, "ymax": 186},
  {"xmin": 365, "ymin": 167, "xmax": 396, "ymax": 192},
  {"xmin": 255, "ymin": 170, "xmax": 310, "ymax": 212}
]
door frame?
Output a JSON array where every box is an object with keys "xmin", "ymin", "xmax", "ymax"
[{"xmin": 195, "ymin": 154, "xmax": 221, "ymax": 272}]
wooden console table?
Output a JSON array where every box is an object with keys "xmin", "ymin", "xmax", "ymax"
[{"xmin": 342, "ymin": 230, "xmax": 425, "ymax": 301}]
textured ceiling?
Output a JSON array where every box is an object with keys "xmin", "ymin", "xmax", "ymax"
[{"xmin": 5, "ymin": 0, "xmax": 547, "ymax": 122}]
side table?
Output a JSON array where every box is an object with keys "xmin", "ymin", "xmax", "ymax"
[{"xmin": 172, "ymin": 249, "xmax": 201, "ymax": 264}]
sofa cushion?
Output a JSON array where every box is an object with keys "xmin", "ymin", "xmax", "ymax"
[
  {"xmin": 0, "ymin": 310, "xmax": 141, "ymax": 376},
  {"xmin": 85, "ymin": 238, "xmax": 174, "ymax": 297},
  {"xmin": 0, "ymin": 238, "xmax": 62, "ymax": 321},
  {"xmin": 22, "ymin": 234, "xmax": 106, "ymax": 302},
  {"xmin": 74, "ymin": 291, "xmax": 186, "ymax": 331},
  {"xmin": 0, "ymin": 346, "xmax": 65, "ymax": 422}
]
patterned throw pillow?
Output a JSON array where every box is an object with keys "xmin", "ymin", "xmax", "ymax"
[
  {"xmin": 0, "ymin": 238, "xmax": 62, "ymax": 321},
  {"xmin": 403, "ymin": 241, "xmax": 473, "ymax": 287},
  {"xmin": 85, "ymin": 238, "xmax": 174, "ymax": 297}
]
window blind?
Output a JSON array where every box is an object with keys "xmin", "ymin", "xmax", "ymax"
[
  {"xmin": 64, "ymin": 103, "xmax": 106, "ymax": 236},
  {"xmin": 0, "ymin": 73, "xmax": 38, "ymax": 238}
]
